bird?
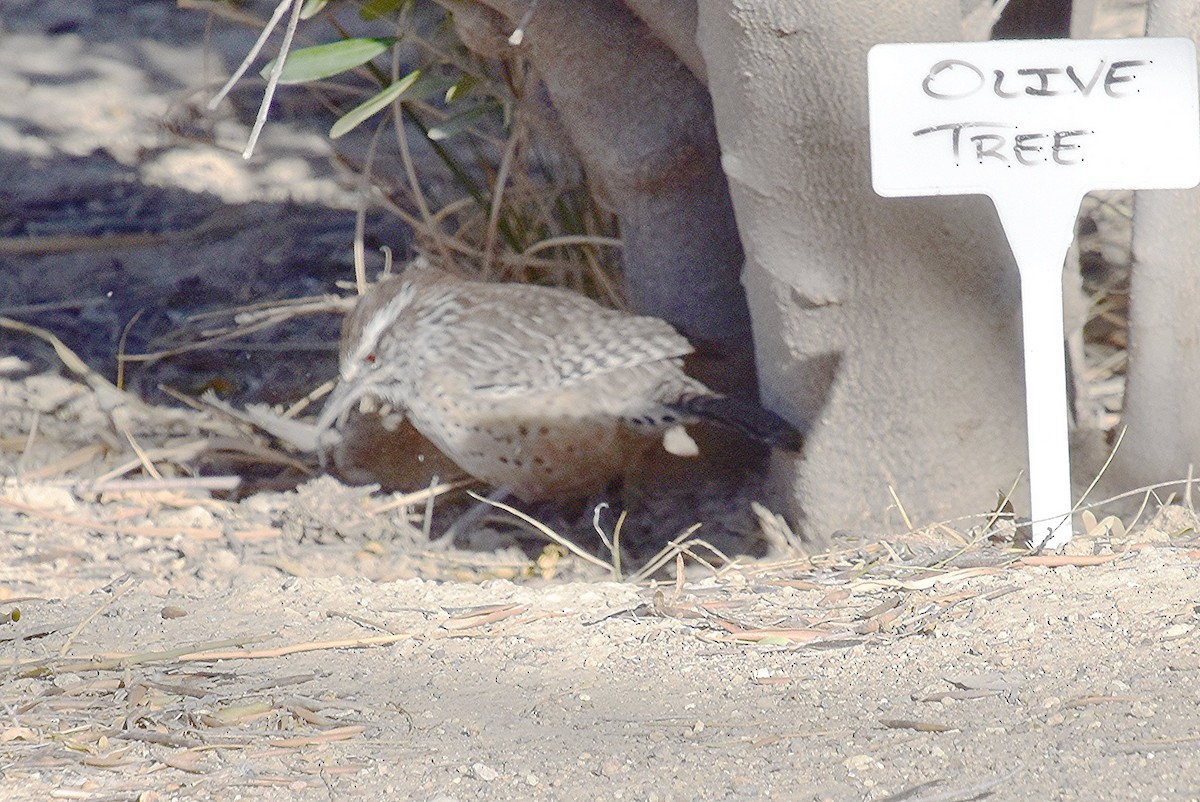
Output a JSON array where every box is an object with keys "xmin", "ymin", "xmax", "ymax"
[{"xmin": 314, "ymin": 261, "xmax": 804, "ymax": 502}]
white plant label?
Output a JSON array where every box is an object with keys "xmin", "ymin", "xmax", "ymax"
[{"xmin": 868, "ymin": 38, "xmax": 1200, "ymax": 549}]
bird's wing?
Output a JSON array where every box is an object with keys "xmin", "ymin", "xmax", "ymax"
[{"xmin": 435, "ymin": 286, "xmax": 694, "ymax": 398}]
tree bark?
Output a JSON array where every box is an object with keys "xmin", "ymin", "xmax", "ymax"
[{"xmin": 1110, "ymin": 1, "xmax": 1200, "ymax": 492}]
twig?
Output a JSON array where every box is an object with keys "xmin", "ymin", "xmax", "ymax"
[
  {"xmin": 59, "ymin": 577, "xmax": 137, "ymax": 658},
  {"xmin": 1074, "ymin": 425, "xmax": 1126, "ymax": 514},
  {"xmin": 482, "ymin": 125, "xmax": 522, "ymax": 275},
  {"xmin": 180, "ymin": 633, "xmax": 414, "ymax": 661},
  {"xmin": 20, "ymin": 443, "xmax": 106, "ymax": 481},
  {"xmin": 178, "ymin": 0, "xmax": 266, "ymax": 29},
  {"xmin": 119, "ymin": 426, "xmax": 164, "ymax": 481},
  {"xmin": 115, "ymin": 309, "xmax": 145, "ymax": 390},
  {"xmin": 629, "ymin": 524, "xmax": 708, "ymax": 583},
  {"xmin": 354, "ymin": 112, "xmax": 392, "ymax": 294},
  {"xmin": 590, "ymin": 502, "xmax": 622, "ymax": 580},
  {"xmin": 123, "ymin": 301, "xmax": 343, "ymax": 364},
  {"xmin": 0, "ymin": 299, "xmax": 106, "ymax": 316},
  {"xmin": 207, "ymin": 0, "xmax": 292, "ymax": 111},
  {"xmin": 391, "ymin": 49, "xmax": 449, "ymax": 266},
  {"xmin": 896, "ymin": 763, "xmax": 1023, "ymax": 802}
]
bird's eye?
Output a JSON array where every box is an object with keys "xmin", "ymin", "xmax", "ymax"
[{"xmin": 365, "ymin": 353, "xmax": 377, "ymax": 365}]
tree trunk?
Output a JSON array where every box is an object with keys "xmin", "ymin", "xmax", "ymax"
[
  {"xmin": 1110, "ymin": 1, "xmax": 1200, "ymax": 492},
  {"xmin": 448, "ymin": 0, "xmax": 755, "ymax": 400},
  {"xmin": 698, "ymin": 1, "xmax": 1030, "ymax": 541}
]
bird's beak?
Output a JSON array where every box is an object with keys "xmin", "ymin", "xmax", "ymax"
[{"xmin": 313, "ymin": 378, "xmax": 366, "ymax": 439}]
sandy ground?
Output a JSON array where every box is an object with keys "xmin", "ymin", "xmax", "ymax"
[
  {"xmin": 4, "ymin": 2, "xmax": 1200, "ymax": 801},
  {"xmin": 1, "ymin": 377, "xmax": 1199, "ymax": 801}
]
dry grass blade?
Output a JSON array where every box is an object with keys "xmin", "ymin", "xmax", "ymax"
[
  {"xmin": 390, "ymin": 50, "xmax": 449, "ymax": 266},
  {"xmin": 347, "ymin": 106, "xmax": 382, "ymax": 287},
  {"xmin": 0, "ymin": 316, "xmax": 126, "ymax": 400},
  {"xmin": 19, "ymin": 443, "xmax": 107, "ymax": 481},
  {"xmin": 628, "ymin": 526, "xmax": 737, "ymax": 583},
  {"xmin": 0, "ymin": 494, "xmax": 281, "ymax": 542},
  {"xmin": 888, "ymin": 485, "xmax": 915, "ymax": 531},
  {"xmin": 370, "ymin": 479, "xmax": 473, "ymax": 514},
  {"xmin": 710, "ymin": 623, "xmax": 832, "ymax": 644},
  {"xmin": 18, "ymin": 636, "xmax": 274, "ymax": 677},
  {"xmin": 118, "ymin": 426, "xmax": 163, "ymax": 481},
  {"xmin": 175, "ymin": 633, "xmax": 415, "ymax": 662},
  {"xmin": 855, "ymin": 566, "xmax": 1004, "ymax": 592},
  {"xmin": 442, "ymin": 604, "xmax": 528, "ymax": 631},
  {"xmin": 880, "ymin": 719, "xmax": 955, "ymax": 733},
  {"xmin": 466, "ymin": 491, "xmax": 611, "ymax": 572},
  {"xmin": 521, "ymin": 235, "xmax": 623, "ymax": 257},
  {"xmin": 92, "ymin": 440, "xmax": 207, "ymax": 484},
  {"xmin": 590, "ymin": 502, "xmax": 624, "ymax": 581},
  {"xmin": 84, "ymin": 475, "xmax": 242, "ymax": 494},
  {"xmin": 269, "ymin": 725, "xmax": 366, "ymax": 748},
  {"xmin": 1074, "ymin": 425, "xmax": 1127, "ymax": 515},
  {"xmin": 122, "ymin": 309, "xmax": 328, "ymax": 364},
  {"xmin": 893, "ymin": 764, "xmax": 1023, "ymax": 802},
  {"xmin": 59, "ymin": 576, "xmax": 136, "ymax": 657}
]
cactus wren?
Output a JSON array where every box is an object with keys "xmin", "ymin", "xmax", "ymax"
[{"xmin": 315, "ymin": 263, "xmax": 804, "ymax": 502}]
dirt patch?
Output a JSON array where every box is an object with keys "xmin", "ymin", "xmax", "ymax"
[
  {"xmin": 3, "ymin": 415, "xmax": 1200, "ymax": 800},
  {"xmin": 2, "ymin": 371, "xmax": 1199, "ymax": 801}
]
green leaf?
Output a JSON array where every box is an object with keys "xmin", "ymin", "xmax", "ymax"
[
  {"xmin": 444, "ymin": 74, "xmax": 480, "ymax": 103},
  {"xmin": 403, "ymin": 72, "xmax": 462, "ymax": 101},
  {"xmin": 330, "ymin": 70, "xmax": 422, "ymax": 139},
  {"xmin": 427, "ymin": 102, "xmax": 497, "ymax": 141},
  {"xmin": 755, "ymin": 636, "xmax": 795, "ymax": 646},
  {"xmin": 299, "ymin": 0, "xmax": 330, "ymax": 20},
  {"xmin": 360, "ymin": 0, "xmax": 408, "ymax": 21},
  {"xmin": 260, "ymin": 38, "xmax": 395, "ymax": 85}
]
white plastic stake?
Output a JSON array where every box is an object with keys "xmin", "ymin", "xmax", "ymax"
[{"xmin": 868, "ymin": 38, "xmax": 1200, "ymax": 549}]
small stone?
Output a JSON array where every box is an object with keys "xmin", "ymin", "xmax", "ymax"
[
  {"xmin": 1162, "ymin": 623, "xmax": 1192, "ymax": 641},
  {"xmin": 1129, "ymin": 703, "xmax": 1156, "ymax": 720},
  {"xmin": 843, "ymin": 754, "xmax": 875, "ymax": 772},
  {"xmin": 4, "ymin": 484, "xmax": 77, "ymax": 513}
]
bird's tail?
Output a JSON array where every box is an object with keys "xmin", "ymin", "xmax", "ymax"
[{"xmin": 668, "ymin": 395, "xmax": 806, "ymax": 452}]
